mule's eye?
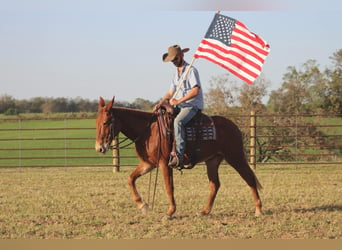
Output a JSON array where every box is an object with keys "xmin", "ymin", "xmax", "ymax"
[{"xmin": 103, "ymin": 119, "xmax": 112, "ymax": 125}]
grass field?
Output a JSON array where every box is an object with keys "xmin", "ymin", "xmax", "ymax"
[
  {"xmin": 0, "ymin": 164, "xmax": 341, "ymax": 239},
  {"xmin": 0, "ymin": 116, "xmax": 139, "ymax": 167}
]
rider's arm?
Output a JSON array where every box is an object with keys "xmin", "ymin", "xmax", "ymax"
[
  {"xmin": 169, "ymin": 86, "xmax": 199, "ymax": 106},
  {"xmin": 160, "ymin": 89, "xmax": 174, "ymax": 104},
  {"xmin": 153, "ymin": 89, "xmax": 174, "ymax": 112}
]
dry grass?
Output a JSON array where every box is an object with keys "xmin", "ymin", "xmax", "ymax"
[{"xmin": 0, "ymin": 164, "xmax": 341, "ymax": 239}]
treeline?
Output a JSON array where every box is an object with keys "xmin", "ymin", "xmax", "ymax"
[
  {"xmin": 0, "ymin": 96, "xmax": 156, "ymax": 115},
  {"xmin": 1, "ymin": 49, "xmax": 341, "ymax": 116}
]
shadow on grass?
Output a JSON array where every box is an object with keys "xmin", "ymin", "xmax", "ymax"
[{"xmin": 294, "ymin": 204, "xmax": 342, "ymax": 213}]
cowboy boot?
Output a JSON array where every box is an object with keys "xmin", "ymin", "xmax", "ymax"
[{"xmin": 168, "ymin": 154, "xmax": 184, "ymax": 170}]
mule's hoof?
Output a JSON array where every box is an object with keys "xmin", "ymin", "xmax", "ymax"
[
  {"xmin": 162, "ymin": 214, "xmax": 174, "ymax": 221},
  {"xmin": 139, "ymin": 203, "xmax": 149, "ymax": 214},
  {"xmin": 196, "ymin": 210, "xmax": 210, "ymax": 216},
  {"xmin": 255, "ymin": 210, "xmax": 262, "ymax": 217}
]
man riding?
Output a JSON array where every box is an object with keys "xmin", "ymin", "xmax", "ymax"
[{"xmin": 154, "ymin": 45, "xmax": 204, "ymax": 170}]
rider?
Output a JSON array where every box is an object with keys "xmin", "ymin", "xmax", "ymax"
[{"xmin": 154, "ymin": 45, "xmax": 204, "ymax": 170}]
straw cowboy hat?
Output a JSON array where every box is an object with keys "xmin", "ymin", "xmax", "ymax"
[{"xmin": 162, "ymin": 45, "xmax": 190, "ymax": 62}]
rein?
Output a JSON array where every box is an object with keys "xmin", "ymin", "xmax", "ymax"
[
  {"xmin": 108, "ymin": 112, "xmax": 156, "ymax": 150},
  {"xmin": 147, "ymin": 109, "xmax": 165, "ymax": 210},
  {"xmin": 106, "ymin": 110, "xmax": 162, "ymax": 210},
  {"xmin": 110, "ymin": 137, "xmax": 134, "ymax": 149}
]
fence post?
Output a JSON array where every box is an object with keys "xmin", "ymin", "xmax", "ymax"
[
  {"xmin": 18, "ymin": 118, "xmax": 22, "ymax": 167},
  {"xmin": 250, "ymin": 110, "xmax": 256, "ymax": 170},
  {"xmin": 112, "ymin": 136, "xmax": 120, "ymax": 173}
]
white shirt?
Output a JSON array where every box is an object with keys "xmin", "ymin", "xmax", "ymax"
[{"xmin": 169, "ymin": 61, "xmax": 204, "ymax": 110}]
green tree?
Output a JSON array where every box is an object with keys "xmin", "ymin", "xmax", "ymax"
[
  {"xmin": 325, "ymin": 49, "xmax": 342, "ymax": 114},
  {"xmin": 268, "ymin": 50, "xmax": 342, "ymax": 114},
  {"xmin": 268, "ymin": 60, "xmax": 326, "ymax": 113},
  {"xmin": 0, "ymin": 95, "xmax": 15, "ymax": 113},
  {"xmin": 237, "ymin": 76, "xmax": 269, "ymax": 113},
  {"xmin": 132, "ymin": 98, "xmax": 154, "ymax": 111},
  {"xmin": 204, "ymin": 74, "xmax": 235, "ymax": 116},
  {"xmin": 204, "ymin": 74, "xmax": 269, "ymax": 115}
]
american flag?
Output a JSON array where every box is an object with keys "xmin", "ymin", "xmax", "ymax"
[{"xmin": 194, "ymin": 13, "xmax": 270, "ymax": 84}]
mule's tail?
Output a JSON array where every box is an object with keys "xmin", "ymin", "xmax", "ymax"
[
  {"xmin": 254, "ymin": 172, "xmax": 263, "ymax": 191},
  {"xmin": 228, "ymin": 158, "xmax": 263, "ymax": 192}
]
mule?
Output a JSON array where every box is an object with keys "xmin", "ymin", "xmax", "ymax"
[{"xmin": 95, "ymin": 97, "xmax": 262, "ymax": 218}]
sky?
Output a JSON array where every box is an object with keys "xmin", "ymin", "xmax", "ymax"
[{"xmin": 1, "ymin": 0, "xmax": 342, "ymax": 103}]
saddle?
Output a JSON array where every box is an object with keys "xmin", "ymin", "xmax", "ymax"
[
  {"xmin": 185, "ymin": 111, "xmax": 216, "ymax": 142},
  {"xmin": 156, "ymin": 103, "xmax": 216, "ymax": 168}
]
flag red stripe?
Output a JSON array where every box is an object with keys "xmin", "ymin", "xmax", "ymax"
[
  {"xmin": 234, "ymin": 21, "xmax": 267, "ymax": 47},
  {"xmin": 196, "ymin": 54, "xmax": 254, "ymax": 84},
  {"xmin": 196, "ymin": 46, "xmax": 260, "ymax": 77},
  {"xmin": 235, "ymin": 20, "xmax": 268, "ymax": 48},
  {"xmin": 231, "ymin": 34, "xmax": 268, "ymax": 59},
  {"xmin": 231, "ymin": 32, "xmax": 269, "ymax": 58},
  {"xmin": 230, "ymin": 39, "xmax": 265, "ymax": 64},
  {"xmin": 196, "ymin": 39, "xmax": 262, "ymax": 73},
  {"xmin": 195, "ymin": 43, "xmax": 259, "ymax": 79}
]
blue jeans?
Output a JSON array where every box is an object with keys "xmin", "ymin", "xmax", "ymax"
[{"xmin": 173, "ymin": 106, "xmax": 198, "ymax": 161}]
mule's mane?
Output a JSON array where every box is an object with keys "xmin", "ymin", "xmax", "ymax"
[
  {"xmin": 111, "ymin": 107, "xmax": 154, "ymax": 120},
  {"xmin": 110, "ymin": 106, "xmax": 155, "ymax": 142}
]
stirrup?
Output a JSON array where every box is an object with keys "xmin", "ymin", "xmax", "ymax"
[
  {"xmin": 168, "ymin": 155, "xmax": 179, "ymax": 167},
  {"xmin": 168, "ymin": 155, "xmax": 184, "ymax": 170}
]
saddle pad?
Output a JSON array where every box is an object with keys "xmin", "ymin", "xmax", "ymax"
[{"xmin": 185, "ymin": 115, "xmax": 216, "ymax": 141}]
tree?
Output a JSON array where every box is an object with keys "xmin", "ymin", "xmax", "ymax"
[
  {"xmin": 205, "ymin": 74, "xmax": 269, "ymax": 115},
  {"xmin": 237, "ymin": 76, "xmax": 269, "ymax": 113},
  {"xmin": 267, "ymin": 60, "xmax": 327, "ymax": 113},
  {"xmin": 0, "ymin": 95, "xmax": 15, "ymax": 113},
  {"xmin": 268, "ymin": 50, "xmax": 342, "ymax": 115},
  {"xmin": 132, "ymin": 98, "xmax": 154, "ymax": 111},
  {"xmin": 204, "ymin": 74, "xmax": 235, "ymax": 116},
  {"xmin": 330, "ymin": 49, "xmax": 342, "ymax": 68},
  {"xmin": 325, "ymin": 49, "xmax": 342, "ymax": 114}
]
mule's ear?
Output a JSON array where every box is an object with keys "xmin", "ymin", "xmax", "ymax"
[
  {"xmin": 105, "ymin": 97, "xmax": 114, "ymax": 111},
  {"xmin": 99, "ymin": 97, "xmax": 105, "ymax": 108}
]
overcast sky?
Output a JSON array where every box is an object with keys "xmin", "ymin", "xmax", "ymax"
[{"xmin": 1, "ymin": 0, "xmax": 341, "ymax": 103}]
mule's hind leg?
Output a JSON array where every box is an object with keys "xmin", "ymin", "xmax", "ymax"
[
  {"xmin": 226, "ymin": 156, "xmax": 262, "ymax": 216},
  {"xmin": 199, "ymin": 154, "xmax": 224, "ymax": 216},
  {"xmin": 128, "ymin": 161, "xmax": 155, "ymax": 213}
]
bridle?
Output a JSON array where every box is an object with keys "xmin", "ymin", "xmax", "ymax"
[
  {"xmin": 102, "ymin": 111, "xmax": 156, "ymax": 150},
  {"xmin": 103, "ymin": 116, "xmax": 115, "ymax": 145},
  {"xmin": 101, "ymin": 115, "xmax": 131, "ymax": 150}
]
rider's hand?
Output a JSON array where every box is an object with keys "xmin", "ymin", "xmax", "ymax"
[
  {"xmin": 153, "ymin": 103, "xmax": 161, "ymax": 112},
  {"xmin": 169, "ymin": 98, "xmax": 179, "ymax": 106}
]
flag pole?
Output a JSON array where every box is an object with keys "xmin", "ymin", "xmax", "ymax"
[
  {"xmin": 172, "ymin": 10, "xmax": 221, "ymax": 99},
  {"xmin": 172, "ymin": 10, "xmax": 220, "ymax": 99},
  {"xmin": 172, "ymin": 56, "xmax": 196, "ymax": 99}
]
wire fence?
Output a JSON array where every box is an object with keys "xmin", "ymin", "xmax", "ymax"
[{"xmin": 0, "ymin": 113, "xmax": 340, "ymax": 168}]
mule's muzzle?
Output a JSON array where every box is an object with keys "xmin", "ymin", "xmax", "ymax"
[{"xmin": 95, "ymin": 142, "xmax": 110, "ymax": 154}]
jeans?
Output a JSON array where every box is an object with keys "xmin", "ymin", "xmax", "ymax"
[{"xmin": 173, "ymin": 106, "xmax": 198, "ymax": 161}]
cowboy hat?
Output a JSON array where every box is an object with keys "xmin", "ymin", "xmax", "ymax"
[{"xmin": 162, "ymin": 45, "xmax": 190, "ymax": 62}]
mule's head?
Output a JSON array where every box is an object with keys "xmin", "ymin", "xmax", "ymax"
[{"xmin": 95, "ymin": 97, "xmax": 118, "ymax": 154}]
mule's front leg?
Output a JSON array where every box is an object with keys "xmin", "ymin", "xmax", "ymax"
[
  {"xmin": 128, "ymin": 162, "xmax": 154, "ymax": 213},
  {"xmin": 161, "ymin": 164, "xmax": 176, "ymax": 219}
]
